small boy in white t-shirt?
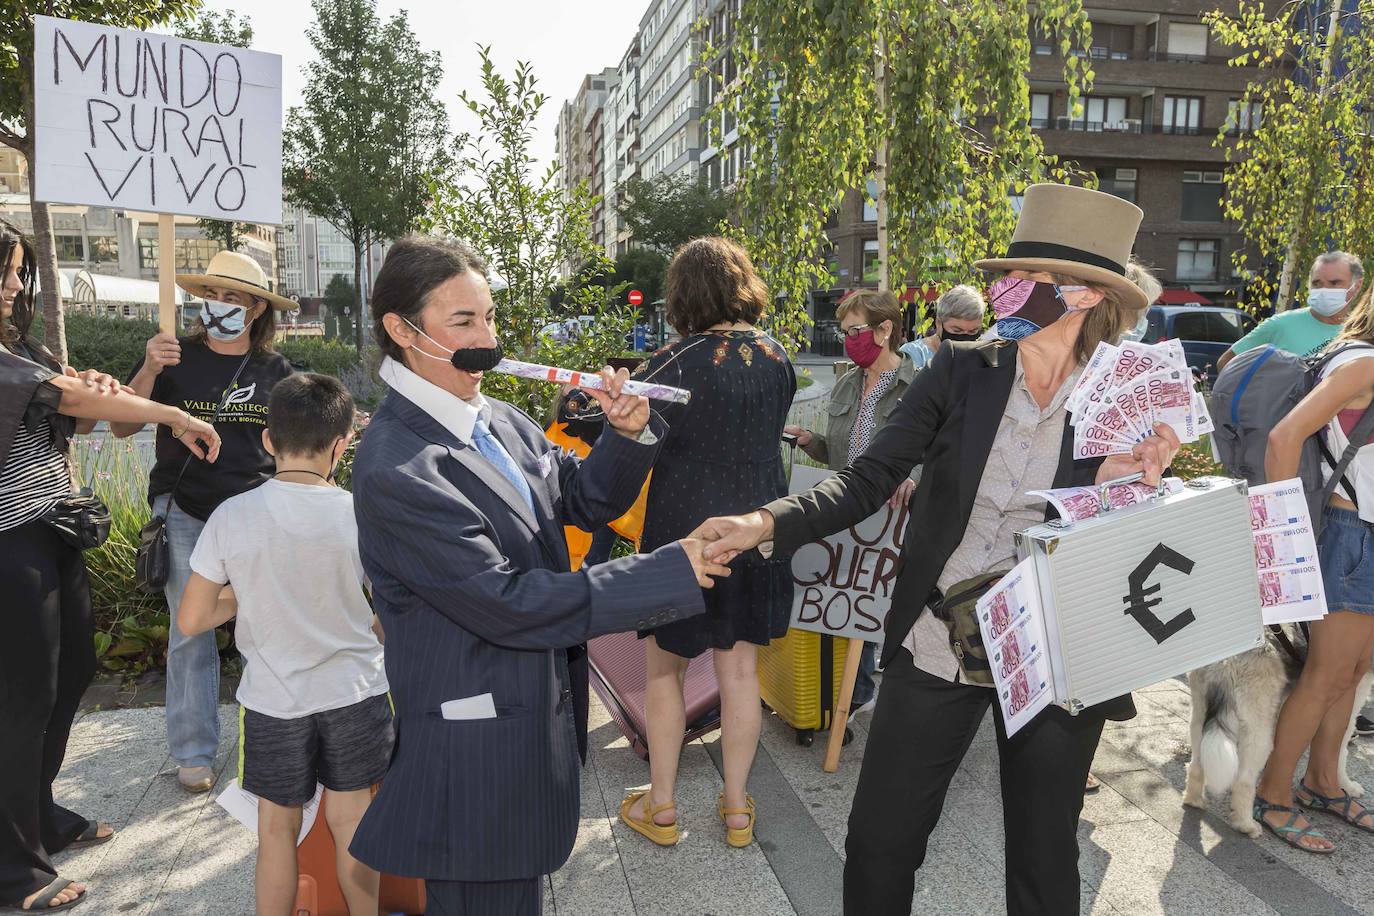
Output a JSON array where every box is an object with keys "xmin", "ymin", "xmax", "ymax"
[{"xmin": 178, "ymin": 373, "xmax": 390, "ymax": 916}]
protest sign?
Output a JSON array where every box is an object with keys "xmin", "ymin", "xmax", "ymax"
[
  {"xmin": 787, "ymin": 465, "xmax": 906, "ymax": 644},
  {"xmin": 32, "ymin": 16, "xmax": 283, "ymax": 225}
]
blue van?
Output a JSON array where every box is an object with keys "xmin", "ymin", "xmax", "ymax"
[{"xmin": 1129, "ymin": 305, "xmax": 1256, "ymax": 382}]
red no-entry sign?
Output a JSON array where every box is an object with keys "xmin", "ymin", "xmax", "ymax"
[{"xmin": 628, "ymin": 289, "xmax": 644, "ymax": 306}]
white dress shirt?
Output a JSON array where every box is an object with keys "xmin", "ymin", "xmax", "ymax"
[{"xmin": 380, "ymin": 355, "xmax": 491, "ymax": 444}]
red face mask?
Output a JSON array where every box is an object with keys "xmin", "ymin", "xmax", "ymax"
[{"xmin": 844, "ymin": 328, "xmax": 885, "ymax": 367}]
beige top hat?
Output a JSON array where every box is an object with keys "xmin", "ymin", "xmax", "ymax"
[
  {"xmin": 176, "ymin": 250, "xmax": 297, "ymax": 311},
  {"xmin": 975, "ymin": 183, "xmax": 1149, "ymax": 312}
]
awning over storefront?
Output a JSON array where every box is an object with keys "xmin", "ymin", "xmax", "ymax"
[{"xmin": 1155, "ymin": 288, "xmax": 1213, "ymax": 306}]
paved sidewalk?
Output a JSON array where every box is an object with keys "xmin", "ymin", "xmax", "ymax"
[{"xmin": 53, "ymin": 679, "xmax": 1374, "ymax": 915}]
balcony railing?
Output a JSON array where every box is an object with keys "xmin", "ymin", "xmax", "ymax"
[{"xmin": 1034, "ymin": 118, "xmax": 1214, "ymax": 136}]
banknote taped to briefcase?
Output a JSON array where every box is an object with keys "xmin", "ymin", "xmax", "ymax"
[{"xmin": 1014, "ymin": 475, "xmax": 1264, "ymax": 714}]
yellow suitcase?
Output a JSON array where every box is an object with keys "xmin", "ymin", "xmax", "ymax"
[{"xmin": 757, "ymin": 627, "xmax": 853, "ymax": 746}]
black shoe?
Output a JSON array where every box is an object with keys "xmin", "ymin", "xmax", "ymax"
[{"xmin": 1356, "ymin": 714, "xmax": 1374, "ymax": 737}]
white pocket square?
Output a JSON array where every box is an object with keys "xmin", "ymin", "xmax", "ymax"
[
  {"xmin": 440, "ymin": 693, "xmax": 497, "ymax": 720},
  {"xmin": 538, "ymin": 452, "xmax": 555, "ymax": 478}
]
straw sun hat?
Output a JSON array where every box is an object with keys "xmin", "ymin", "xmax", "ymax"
[
  {"xmin": 176, "ymin": 250, "xmax": 297, "ymax": 311},
  {"xmin": 975, "ymin": 183, "xmax": 1149, "ymax": 313}
]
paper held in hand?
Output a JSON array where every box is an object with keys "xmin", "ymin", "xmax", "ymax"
[
  {"xmin": 975, "ymin": 559, "xmax": 1054, "ymax": 738},
  {"xmin": 1068, "ymin": 341, "xmax": 1214, "ymax": 460},
  {"xmin": 215, "ymin": 779, "xmax": 321, "ymax": 846},
  {"xmin": 1247, "ymin": 479, "xmax": 1328, "ymax": 624},
  {"xmin": 493, "ymin": 358, "xmax": 692, "ymax": 404}
]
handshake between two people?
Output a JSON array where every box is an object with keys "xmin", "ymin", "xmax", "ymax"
[{"xmin": 677, "ymin": 510, "xmax": 775, "ymax": 585}]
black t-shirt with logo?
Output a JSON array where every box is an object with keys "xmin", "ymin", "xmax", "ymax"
[{"xmin": 133, "ymin": 338, "xmax": 294, "ymax": 521}]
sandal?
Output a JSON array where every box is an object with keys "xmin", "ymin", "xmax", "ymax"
[
  {"xmin": 1296, "ymin": 781, "xmax": 1374, "ymax": 834},
  {"xmin": 619, "ymin": 791, "xmax": 678, "ymax": 847},
  {"xmin": 70, "ymin": 821, "xmax": 114, "ymax": 846},
  {"xmin": 718, "ymin": 793, "xmax": 756, "ymax": 848},
  {"xmin": 1085, "ymin": 773, "xmax": 1101, "ymax": 794},
  {"xmin": 1253, "ymin": 795, "xmax": 1334, "ymax": 853},
  {"xmin": 2, "ymin": 877, "xmax": 87, "ymax": 911}
]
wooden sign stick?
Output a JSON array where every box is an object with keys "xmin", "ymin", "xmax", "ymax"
[
  {"xmin": 157, "ymin": 213, "xmax": 176, "ymax": 334},
  {"xmin": 823, "ymin": 637, "xmax": 867, "ymax": 773}
]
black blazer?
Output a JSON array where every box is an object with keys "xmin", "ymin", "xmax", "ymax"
[{"xmin": 767, "ymin": 339, "xmax": 1136, "ymax": 721}]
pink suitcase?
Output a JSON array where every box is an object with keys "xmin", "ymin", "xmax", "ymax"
[{"xmin": 587, "ymin": 631, "xmax": 720, "ymax": 759}]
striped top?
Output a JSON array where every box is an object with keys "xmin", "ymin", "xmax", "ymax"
[{"xmin": 0, "ymin": 409, "xmax": 70, "ymax": 531}]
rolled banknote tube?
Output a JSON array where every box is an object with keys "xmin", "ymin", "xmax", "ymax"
[{"xmin": 492, "ymin": 358, "xmax": 693, "ymax": 404}]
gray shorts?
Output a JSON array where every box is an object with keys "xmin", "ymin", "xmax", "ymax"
[{"xmin": 239, "ymin": 693, "xmax": 395, "ymax": 806}]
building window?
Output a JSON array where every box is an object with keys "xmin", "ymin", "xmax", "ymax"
[
  {"xmin": 1166, "ymin": 22, "xmax": 1209, "ymax": 61},
  {"xmin": 1162, "ymin": 96, "xmax": 1202, "ymax": 135},
  {"xmin": 1181, "ymin": 170, "xmax": 1225, "ymax": 222},
  {"xmin": 1177, "ymin": 238, "xmax": 1219, "ymax": 281},
  {"xmin": 1030, "ymin": 27, "xmax": 1053, "ymax": 56},
  {"xmin": 862, "ymin": 240, "xmax": 880, "ymax": 282},
  {"xmin": 88, "ymin": 236, "xmax": 118, "ymax": 264},
  {"xmin": 862, "ymin": 177, "xmax": 878, "ymax": 223},
  {"xmin": 1070, "ymin": 96, "xmax": 1129, "ymax": 132},
  {"xmin": 54, "ymin": 234, "xmax": 85, "ymax": 262},
  {"xmin": 1030, "ymin": 92, "xmax": 1051, "ymax": 129},
  {"xmin": 1090, "ymin": 23, "xmax": 1133, "ymax": 60},
  {"xmin": 1225, "ymin": 99, "xmax": 1262, "ymax": 134},
  {"xmin": 1098, "ymin": 168, "xmax": 1138, "ymax": 203}
]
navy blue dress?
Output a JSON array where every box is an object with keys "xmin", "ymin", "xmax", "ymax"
[{"xmin": 634, "ymin": 329, "xmax": 796, "ymax": 658}]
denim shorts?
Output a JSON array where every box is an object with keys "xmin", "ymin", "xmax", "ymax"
[{"xmin": 1318, "ymin": 506, "xmax": 1374, "ymax": 616}]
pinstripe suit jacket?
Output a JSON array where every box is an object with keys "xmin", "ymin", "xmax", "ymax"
[{"xmin": 347, "ymin": 390, "xmax": 704, "ymax": 881}]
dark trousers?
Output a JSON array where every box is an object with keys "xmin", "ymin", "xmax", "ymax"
[
  {"xmin": 0, "ymin": 522, "xmax": 97, "ymax": 905},
  {"xmin": 844, "ymin": 652, "xmax": 1105, "ymax": 916},
  {"xmin": 425, "ymin": 876, "xmax": 543, "ymax": 916}
]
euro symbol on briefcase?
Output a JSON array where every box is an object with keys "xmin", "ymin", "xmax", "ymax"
[{"xmin": 1121, "ymin": 543, "xmax": 1197, "ymax": 645}]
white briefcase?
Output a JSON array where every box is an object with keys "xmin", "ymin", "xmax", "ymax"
[{"xmin": 1014, "ymin": 475, "xmax": 1264, "ymax": 713}]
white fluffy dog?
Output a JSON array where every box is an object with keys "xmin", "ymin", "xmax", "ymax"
[{"xmin": 1183, "ymin": 624, "xmax": 1373, "ymax": 837}]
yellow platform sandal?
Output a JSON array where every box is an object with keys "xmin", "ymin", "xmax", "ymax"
[
  {"xmin": 718, "ymin": 793, "xmax": 756, "ymax": 848},
  {"xmin": 620, "ymin": 790, "xmax": 679, "ymax": 846}
]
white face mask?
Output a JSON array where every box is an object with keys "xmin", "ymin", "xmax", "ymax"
[{"xmin": 1307, "ymin": 284, "xmax": 1352, "ymax": 317}]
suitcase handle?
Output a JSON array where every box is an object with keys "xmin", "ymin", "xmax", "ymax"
[{"xmin": 1096, "ymin": 472, "xmax": 1166, "ymax": 515}]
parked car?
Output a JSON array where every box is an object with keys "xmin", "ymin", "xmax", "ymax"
[{"xmin": 1125, "ymin": 305, "xmax": 1256, "ymax": 382}]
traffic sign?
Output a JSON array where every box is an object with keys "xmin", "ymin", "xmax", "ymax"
[{"xmin": 628, "ymin": 289, "xmax": 644, "ymax": 306}]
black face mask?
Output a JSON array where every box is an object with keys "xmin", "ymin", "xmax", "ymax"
[
  {"xmin": 940, "ymin": 326, "xmax": 983, "ymax": 343},
  {"xmin": 404, "ymin": 317, "xmax": 505, "ymax": 372},
  {"xmin": 449, "ymin": 340, "xmax": 504, "ymax": 373}
]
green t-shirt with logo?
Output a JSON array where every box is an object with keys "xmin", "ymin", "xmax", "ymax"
[{"xmin": 1230, "ymin": 307, "xmax": 1342, "ymax": 360}]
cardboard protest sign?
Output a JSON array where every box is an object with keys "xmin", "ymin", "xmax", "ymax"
[
  {"xmin": 32, "ymin": 15, "xmax": 283, "ymax": 225},
  {"xmin": 787, "ymin": 465, "xmax": 905, "ymax": 644}
]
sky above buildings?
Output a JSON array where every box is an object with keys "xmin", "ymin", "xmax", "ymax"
[{"xmin": 196, "ymin": 0, "xmax": 646, "ymax": 170}]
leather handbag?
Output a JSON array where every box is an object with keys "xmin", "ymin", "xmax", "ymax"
[
  {"xmin": 135, "ymin": 351, "xmax": 252, "ymax": 593},
  {"xmin": 41, "ymin": 487, "xmax": 111, "ymax": 550},
  {"xmin": 929, "ymin": 570, "xmax": 1010, "ymax": 687}
]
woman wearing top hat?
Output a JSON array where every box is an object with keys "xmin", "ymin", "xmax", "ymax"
[
  {"xmin": 692, "ymin": 184, "xmax": 1182, "ymax": 915},
  {"xmin": 112, "ymin": 251, "xmax": 296, "ymax": 794}
]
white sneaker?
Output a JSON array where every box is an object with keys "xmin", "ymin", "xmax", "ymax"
[
  {"xmin": 177, "ymin": 766, "xmax": 214, "ymax": 793},
  {"xmin": 851, "ymin": 696, "xmax": 878, "ymax": 717}
]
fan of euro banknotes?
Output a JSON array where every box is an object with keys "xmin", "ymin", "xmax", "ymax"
[{"xmin": 1068, "ymin": 340, "xmax": 1215, "ymax": 460}]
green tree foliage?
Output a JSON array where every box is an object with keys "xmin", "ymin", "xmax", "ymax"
[
  {"xmin": 283, "ymin": 0, "xmax": 450, "ymax": 357},
  {"xmin": 0, "ymin": 0, "xmax": 202, "ymax": 363},
  {"xmin": 609, "ymin": 248, "xmax": 669, "ymax": 308},
  {"xmin": 1207, "ymin": 0, "xmax": 1374, "ymax": 311},
  {"xmin": 322, "ymin": 273, "xmax": 356, "ymax": 340},
  {"xmin": 425, "ymin": 49, "xmax": 633, "ymax": 419},
  {"xmin": 708, "ymin": 0, "xmax": 1093, "ymax": 349},
  {"xmin": 174, "ymin": 9, "xmax": 260, "ymax": 252},
  {"xmin": 616, "ymin": 174, "xmax": 733, "ymax": 253}
]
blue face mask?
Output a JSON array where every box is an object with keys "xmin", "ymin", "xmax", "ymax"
[
  {"xmin": 1307, "ymin": 285, "xmax": 1351, "ymax": 318},
  {"xmin": 200, "ymin": 301, "xmax": 249, "ymax": 341}
]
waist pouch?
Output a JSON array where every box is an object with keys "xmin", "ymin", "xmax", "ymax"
[
  {"xmin": 40, "ymin": 487, "xmax": 111, "ymax": 550},
  {"xmin": 929, "ymin": 570, "xmax": 1010, "ymax": 687}
]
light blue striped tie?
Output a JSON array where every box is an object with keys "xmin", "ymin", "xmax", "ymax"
[{"xmin": 472, "ymin": 418, "xmax": 535, "ymax": 513}]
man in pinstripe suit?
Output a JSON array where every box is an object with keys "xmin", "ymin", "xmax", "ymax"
[{"xmin": 347, "ymin": 236, "xmax": 726, "ymax": 915}]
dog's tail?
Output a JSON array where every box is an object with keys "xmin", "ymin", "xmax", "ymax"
[{"xmin": 1200, "ymin": 682, "xmax": 1240, "ymax": 795}]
